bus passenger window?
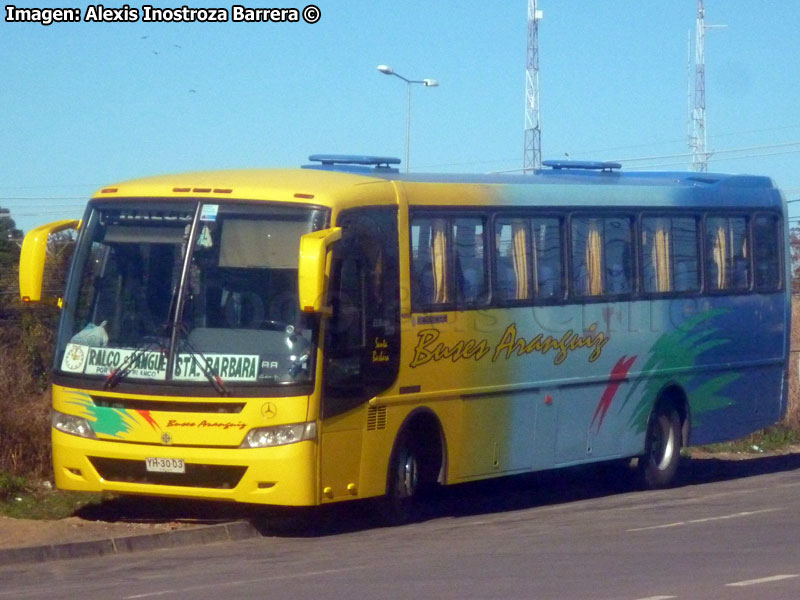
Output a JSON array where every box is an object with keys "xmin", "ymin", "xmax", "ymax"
[
  {"xmin": 672, "ymin": 218, "xmax": 699, "ymax": 292},
  {"xmin": 706, "ymin": 216, "xmax": 750, "ymax": 291},
  {"xmin": 571, "ymin": 217, "xmax": 602, "ymax": 296},
  {"xmin": 642, "ymin": 216, "xmax": 699, "ymax": 294},
  {"xmin": 454, "ymin": 218, "xmax": 488, "ymax": 305},
  {"xmin": 532, "ymin": 218, "xmax": 563, "ymax": 300},
  {"xmin": 753, "ymin": 214, "xmax": 781, "ymax": 291},
  {"xmin": 642, "ymin": 218, "xmax": 671, "ymax": 293},
  {"xmin": 494, "ymin": 219, "xmax": 531, "ymax": 302},
  {"xmin": 604, "ymin": 217, "xmax": 633, "ymax": 294},
  {"xmin": 571, "ymin": 216, "xmax": 633, "ymax": 297},
  {"xmin": 411, "ymin": 217, "xmax": 450, "ymax": 307}
]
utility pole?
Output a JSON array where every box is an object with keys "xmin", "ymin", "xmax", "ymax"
[
  {"xmin": 689, "ymin": 0, "xmax": 725, "ymax": 172},
  {"xmin": 523, "ymin": 0, "xmax": 543, "ymax": 173}
]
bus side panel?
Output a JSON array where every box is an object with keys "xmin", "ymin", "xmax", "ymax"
[
  {"xmin": 617, "ymin": 294, "xmax": 787, "ymax": 449},
  {"xmin": 458, "ymin": 393, "xmax": 536, "ymax": 477}
]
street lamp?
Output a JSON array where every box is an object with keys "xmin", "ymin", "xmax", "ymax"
[{"xmin": 377, "ymin": 64, "xmax": 438, "ymax": 172}]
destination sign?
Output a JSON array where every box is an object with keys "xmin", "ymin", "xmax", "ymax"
[{"xmin": 60, "ymin": 344, "xmax": 259, "ymax": 382}]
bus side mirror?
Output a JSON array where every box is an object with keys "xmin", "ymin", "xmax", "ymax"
[
  {"xmin": 19, "ymin": 219, "xmax": 80, "ymax": 304},
  {"xmin": 298, "ymin": 227, "xmax": 342, "ymax": 314}
]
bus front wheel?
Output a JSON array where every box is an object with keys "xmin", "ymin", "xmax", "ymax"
[
  {"xmin": 638, "ymin": 407, "xmax": 682, "ymax": 489},
  {"xmin": 384, "ymin": 433, "xmax": 421, "ymax": 525}
]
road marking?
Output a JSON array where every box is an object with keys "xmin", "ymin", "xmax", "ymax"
[
  {"xmin": 626, "ymin": 508, "xmax": 780, "ymax": 532},
  {"xmin": 726, "ymin": 574, "xmax": 799, "ymax": 587},
  {"xmin": 122, "ymin": 565, "xmax": 369, "ymax": 599},
  {"xmin": 634, "ymin": 596, "xmax": 677, "ymax": 600}
]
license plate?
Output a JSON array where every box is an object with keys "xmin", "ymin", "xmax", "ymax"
[{"xmin": 145, "ymin": 457, "xmax": 185, "ymax": 474}]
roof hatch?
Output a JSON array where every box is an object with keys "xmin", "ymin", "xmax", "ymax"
[
  {"xmin": 542, "ymin": 160, "xmax": 622, "ymax": 172},
  {"xmin": 302, "ymin": 154, "xmax": 401, "ymax": 174}
]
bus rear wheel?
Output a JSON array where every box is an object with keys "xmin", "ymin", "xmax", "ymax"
[{"xmin": 638, "ymin": 407, "xmax": 682, "ymax": 489}]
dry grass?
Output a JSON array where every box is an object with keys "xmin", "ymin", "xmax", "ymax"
[
  {"xmin": 788, "ymin": 296, "xmax": 800, "ymax": 429},
  {"xmin": 0, "ymin": 308, "xmax": 58, "ymax": 479}
]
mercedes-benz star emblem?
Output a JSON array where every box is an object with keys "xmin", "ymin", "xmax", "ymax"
[{"xmin": 261, "ymin": 402, "xmax": 277, "ymax": 419}]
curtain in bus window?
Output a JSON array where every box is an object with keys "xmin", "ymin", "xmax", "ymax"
[
  {"xmin": 652, "ymin": 219, "xmax": 672, "ymax": 293},
  {"xmin": 430, "ymin": 218, "xmax": 449, "ymax": 304},
  {"xmin": 585, "ymin": 222, "xmax": 603, "ymax": 296},
  {"xmin": 707, "ymin": 216, "xmax": 750, "ymax": 291},
  {"xmin": 511, "ymin": 220, "xmax": 529, "ymax": 300},
  {"xmin": 571, "ymin": 217, "xmax": 602, "ymax": 296},
  {"xmin": 711, "ymin": 221, "xmax": 728, "ymax": 290}
]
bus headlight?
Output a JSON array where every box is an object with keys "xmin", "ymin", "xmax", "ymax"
[
  {"xmin": 52, "ymin": 411, "xmax": 97, "ymax": 439},
  {"xmin": 240, "ymin": 422, "xmax": 317, "ymax": 448}
]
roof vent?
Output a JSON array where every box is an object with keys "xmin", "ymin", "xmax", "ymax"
[
  {"xmin": 542, "ymin": 160, "xmax": 621, "ymax": 172},
  {"xmin": 303, "ymin": 154, "xmax": 401, "ymax": 174}
]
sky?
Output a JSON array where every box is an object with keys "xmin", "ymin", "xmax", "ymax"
[{"xmin": 3, "ymin": 1, "xmax": 800, "ymax": 235}]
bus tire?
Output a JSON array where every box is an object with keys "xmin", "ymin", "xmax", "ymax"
[
  {"xmin": 384, "ymin": 432, "xmax": 421, "ymax": 525},
  {"xmin": 638, "ymin": 407, "xmax": 682, "ymax": 489}
]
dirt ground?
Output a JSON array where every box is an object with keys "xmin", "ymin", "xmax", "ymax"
[
  {"xmin": 0, "ymin": 515, "xmax": 189, "ymax": 550},
  {"xmin": 0, "ymin": 494, "xmax": 255, "ymax": 551}
]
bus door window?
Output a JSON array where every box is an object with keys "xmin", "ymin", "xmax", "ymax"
[
  {"xmin": 705, "ymin": 216, "xmax": 750, "ymax": 291},
  {"xmin": 753, "ymin": 214, "xmax": 781, "ymax": 291},
  {"xmin": 325, "ymin": 208, "xmax": 400, "ymax": 412}
]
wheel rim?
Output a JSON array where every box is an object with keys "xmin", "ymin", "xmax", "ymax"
[
  {"xmin": 397, "ymin": 449, "xmax": 419, "ymax": 499},
  {"xmin": 649, "ymin": 416, "xmax": 675, "ymax": 472}
]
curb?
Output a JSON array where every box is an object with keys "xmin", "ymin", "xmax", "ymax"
[{"xmin": 0, "ymin": 520, "xmax": 260, "ymax": 566}]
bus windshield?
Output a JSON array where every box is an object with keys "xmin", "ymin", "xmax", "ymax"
[{"xmin": 56, "ymin": 201, "xmax": 328, "ymax": 389}]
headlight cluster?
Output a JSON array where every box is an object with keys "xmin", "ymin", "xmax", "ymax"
[
  {"xmin": 52, "ymin": 411, "xmax": 97, "ymax": 439},
  {"xmin": 240, "ymin": 422, "xmax": 317, "ymax": 448}
]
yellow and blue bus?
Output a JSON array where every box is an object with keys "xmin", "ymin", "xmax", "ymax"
[{"xmin": 20, "ymin": 156, "xmax": 789, "ymax": 519}]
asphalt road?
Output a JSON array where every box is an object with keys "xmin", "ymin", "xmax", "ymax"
[{"xmin": 2, "ymin": 453, "xmax": 800, "ymax": 600}]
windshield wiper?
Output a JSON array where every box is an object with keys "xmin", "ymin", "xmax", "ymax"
[
  {"xmin": 176, "ymin": 325, "xmax": 230, "ymax": 396},
  {"xmin": 103, "ymin": 341, "xmax": 167, "ymax": 390}
]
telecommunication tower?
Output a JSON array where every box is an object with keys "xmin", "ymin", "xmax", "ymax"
[
  {"xmin": 523, "ymin": 0, "xmax": 543, "ymax": 173},
  {"xmin": 689, "ymin": 0, "xmax": 725, "ymax": 172}
]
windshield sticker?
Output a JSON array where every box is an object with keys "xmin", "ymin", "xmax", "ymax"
[
  {"xmin": 173, "ymin": 353, "xmax": 259, "ymax": 382},
  {"xmin": 200, "ymin": 204, "xmax": 219, "ymax": 222},
  {"xmin": 61, "ymin": 343, "xmax": 90, "ymax": 373}
]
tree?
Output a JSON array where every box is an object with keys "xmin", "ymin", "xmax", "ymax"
[{"xmin": 0, "ymin": 208, "xmax": 23, "ymax": 317}]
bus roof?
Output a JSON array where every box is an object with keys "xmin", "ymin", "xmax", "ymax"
[{"xmin": 92, "ymin": 157, "xmax": 783, "ymax": 211}]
